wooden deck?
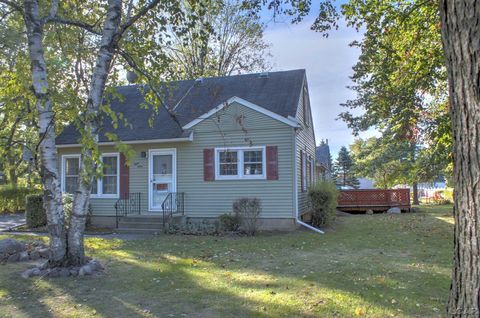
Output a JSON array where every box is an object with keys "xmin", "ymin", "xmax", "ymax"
[{"xmin": 337, "ymin": 189, "xmax": 411, "ymax": 212}]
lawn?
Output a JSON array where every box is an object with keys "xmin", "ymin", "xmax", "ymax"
[{"xmin": 0, "ymin": 205, "xmax": 453, "ymax": 318}]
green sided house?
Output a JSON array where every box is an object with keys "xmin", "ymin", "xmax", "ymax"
[{"xmin": 56, "ymin": 69, "xmax": 317, "ymax": 231}]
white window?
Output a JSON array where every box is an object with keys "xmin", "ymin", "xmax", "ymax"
[
  {"xmin": 63, "ymin": 155, "xmax": 80, "ymax": 194},
  {"xmin": 310, "ymin": 156, "xmax": 315, "ymax": 185},
  {"xmin": 62, "ymin": 153, "xmax": 119, "ymax": 198},
  {"xmin": 215, "ymin": 147, "xmax": 266, "ymax": 180},
  {"xmin": 302, "ymin": 150, "xmax": 307, "ymax": 191}
]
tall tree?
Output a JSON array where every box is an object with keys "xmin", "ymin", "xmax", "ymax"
[
  {"xmin": 244, "ymin": 1, "xmax": 479, "ymax": 313},
  {"xmin": 165, "ymin": 0, "xmax": 271, "ymax": 80},
  {"xmin": 351, "ymin": 136, "xmax": 441, "ymax": 190},
  {"xmin": 0, "ymin": 0, "xmax": 198, "ymax": 268},
  {"xmin": 333, "ymin": 146, "xmax": 359, "ymax": 189},
  {"xmin": 440, "ymin": 1, "xmax": 480, "ymax": 315}
]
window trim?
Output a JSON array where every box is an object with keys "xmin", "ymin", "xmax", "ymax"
[
  {"xmin": 301, "ymin": 150, "xmax": 307, "ymax": 191},
  {"xmin": 61, "ymin": 153, "xmax": 120, "ymax": 199},
  {"xmin": 61, "ymin": 154, "xmax": 81, "ymax": 195},
  {"xmin": 214, "ymin": 146, "xmax": 266, "ymax": 180}
]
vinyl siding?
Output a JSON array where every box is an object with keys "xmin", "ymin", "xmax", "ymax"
[
  {"xmin": 183, "ymin": 102, "xmax": 295, "ymax": 218},
  {"xmin": 57, "ymin": 101, "xmax": 296, "ymax": 218},
  {"xmin": 295, "ymin": 79, "xmax": 316, "ymax": 215}
]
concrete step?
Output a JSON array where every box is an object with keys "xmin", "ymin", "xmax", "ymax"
[
  {"xmin": 116, "ymin": 228, "xmax": 165, "ymax": 234},
  {"xmin": 120, "ymin": 216, "xmax": 164, "ymax": 223},
  {"xmin": 117, "ymin": 221, "xmax": 164, "ymax": 230}
]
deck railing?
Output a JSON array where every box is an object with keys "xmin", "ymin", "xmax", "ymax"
[{"xmin": 337, "ymin": 189, "xmax": 410, "ymax": 212}]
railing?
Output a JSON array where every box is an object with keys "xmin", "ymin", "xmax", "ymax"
[
  {"xmin": 161, "ymin": 192, "xmax": 185, "ymax": 229},
  {"xmin": 115, "ymin": 193, "xmax": 141, "ymax": 228},
  {"xmin": 337, "ymin": 189, "xmax": 411, "ymax": 212}
]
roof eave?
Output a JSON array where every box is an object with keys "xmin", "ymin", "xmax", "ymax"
[
  {"xmin": 56, "ymin": 131, "xmax": 194, "ymax": 148},
  {"xmin": 182, "ymin": 96, "xmax": 301, "ymax": 130}
]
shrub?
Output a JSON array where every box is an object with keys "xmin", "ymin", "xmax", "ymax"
[
  {"xmin": 0, "ymin": 185, "xmax": 38, "ymax": 213},
  {"xmin": 308, "ymin": 181, "xmax": 339, "ymax": 227},
  {"xmin": 233, "ymin": 198, "xmax": 262, "ymax": 236},
  {"xmin": 166, "ymin": 219, "xmax": 221, "ymax": 235},
  {"xmin": 62, "ymin": 193, "xmax": 74, "ymax": 224},
  {"xmin": 25, "ymin": 193, "xmax": 93, "ymax": 229},
  {"xmin": 219, "ymin": 213, "xmax": 242, "ymax": 232},
  {"xmin": 25, "ymin": 194, "xmax": 47, "ymax": 228}
]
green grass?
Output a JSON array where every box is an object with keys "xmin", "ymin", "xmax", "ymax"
[{"xmin": 0, "ymin": 205, "xmax": 453, "ymax": 318}]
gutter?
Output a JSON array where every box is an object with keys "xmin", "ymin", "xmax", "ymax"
[
  {"xmin": 57, "ymin": 132, "xmax": 194, "ymax": 148},
  {"xmin": 293, "ymin": 127, "xmax": 324, "ymax": 234}
]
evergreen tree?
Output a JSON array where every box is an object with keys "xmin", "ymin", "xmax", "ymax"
[{"xmin": 333, "ymin": 146, "xmax": 359, "ymax": 189}]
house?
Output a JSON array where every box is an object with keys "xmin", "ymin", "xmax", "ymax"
[
  {"xmin": 56, "ymin": 69, "xmax": 316, "ymax": 231},
  {"xmin": 315, "ymin": 140, "xmax": 332, "ymax": 181}
]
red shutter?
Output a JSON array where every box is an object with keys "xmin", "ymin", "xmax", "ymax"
[
  {"xmin": 204, "ymin": 148, "xmax": 215, "ymax": 181},
  {"xmin": 300, "ymin": 150, "xmax": 304, "ymax": 192},
  {"xmin": 266, "ymin": 146, "xmax": 278, "ymax": 180},
  {"xmin": 119, "ymin": 153, "xmax": 129, "ymax": 198}
]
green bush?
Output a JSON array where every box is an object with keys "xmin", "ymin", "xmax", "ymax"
[
  {"xmin": 62, "ymin": 193, "xmax": 74, "ymax": 224},
  {"xmin": 25, "ymin": 193, "xmax": 94, "ymax": 228},
  {"xmin": 0, "ymin": 185, "xmax": 38, "ymax": 213},
  {"xmin": 25, "ymin": 194, "xmax": 47, "ymax": 228},
  {"xmin": 219, "ymin": 213, "xmax": 242, "ymax": 232},
  {"xmin": 308, "ymin": 181, "xmax": 339, "ymax": 227},
  {"xmin": 233, "ymin": 198, "xmax": 262, "ymax": 236}
]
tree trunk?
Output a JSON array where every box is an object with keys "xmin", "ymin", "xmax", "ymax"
[
  {"xmin": 23, "ymin": 0, "xmax": 67, "ymax": 266},
  {"xmin": 412, "ymin": 182, "xmax": 419, "ymax": 205},
  {"xmin": 8, "ymin": 165, "xmax": 17, "ymax": 187},
  {"xmin": 440, "ymin": 1, "xmax": 480, "ymax": 316},
  {"xmin": 68, "ymin": 0, "xmax": 123, "ymax": 266}
]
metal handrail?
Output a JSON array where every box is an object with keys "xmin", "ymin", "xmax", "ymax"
[
  {"xmin": 161, "ymin": 192, "xmax": 184, "ymax": 229},
  {"xmin": 115, "ymin": 193, "xmax": 141, "ymax": 228}
]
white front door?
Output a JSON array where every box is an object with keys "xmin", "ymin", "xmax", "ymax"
[{"xmin": 149, "ymin": 149, "xmax": 176, "ymax": 211}]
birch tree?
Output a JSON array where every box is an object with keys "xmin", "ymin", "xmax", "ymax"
[{"xmin": 0, "ymin": 0, "xmax": 196, "ymax": 267}]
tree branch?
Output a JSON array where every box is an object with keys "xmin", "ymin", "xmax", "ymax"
[
  {"xmin": 48, "ymin": 16, "xmax": 102, "ymax": 35},
  {"xmin": 0, "ymin": 0, "xmax": 22, "ymax": 12},
  {"xmin": 47, "ymin": 0, "xmax": 58, "ymax": 19},
  {"xmin": 116, "ymin": 0, "xmax": 161, "ymax": 38},
  {"xmin": 117, "ymin": 48, "xmax": 182, "ymax": 129}
]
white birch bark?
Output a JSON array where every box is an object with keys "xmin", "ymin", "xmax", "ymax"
[
  {"xmin": 68, "ymin": 0, "xmax": 123, "ymax": 265},
  {"xmin": 23, "ymin": 0, "xmax": 67, "ymax": 266}
]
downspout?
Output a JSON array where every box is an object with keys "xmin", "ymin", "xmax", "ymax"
[{"xmin": 293, "ymin": 127, "xmax": 324, "ymax": 234}]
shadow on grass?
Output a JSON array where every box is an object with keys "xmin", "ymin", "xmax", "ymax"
[{"xmin": 0, "ymin": 209, "xmax": 452, "ymax": 317}]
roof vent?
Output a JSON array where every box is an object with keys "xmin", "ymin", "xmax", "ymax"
[
  {"xmin": 195, "ymin": 77, "xmax": 204, "ymax": 85},
  {"xmin": 259, "ymin": 72, "xmax": 269, "ymax": 78}
]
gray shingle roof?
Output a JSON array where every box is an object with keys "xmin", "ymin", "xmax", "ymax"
[
  {"xmin": 56, "ymin": 69, "xmax": 305, "ymax": 145},
  {"xmin": 316, "ymin": 143, "xmax": 331, "ymax": 168}
]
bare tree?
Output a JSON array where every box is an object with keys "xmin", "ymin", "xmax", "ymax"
[{"xmin": 166, "ymin": 0, "xmax": 271, "ymax": 80}]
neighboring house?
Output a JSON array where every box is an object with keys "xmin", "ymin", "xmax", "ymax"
[
  {"xmin": 358, "ymin": 177, "xmax": 375, "ymax": 189},
  {"xmin": 315, "ymin": 140, "xmax": 331, "ymax": 181},
  {"xmin": 56, "ymin": 69, "xmax": 316, "ymax": 231}
]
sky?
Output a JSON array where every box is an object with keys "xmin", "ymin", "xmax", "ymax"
[{"xmin": 261, "ymin": 9, "xmax": 377, "ymax": 156}]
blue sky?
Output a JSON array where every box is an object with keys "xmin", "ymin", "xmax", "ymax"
[{"xmin": 261, "ymin": 4, "xmax": 377, "ymax": 156}]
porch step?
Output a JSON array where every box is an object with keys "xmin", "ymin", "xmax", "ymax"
[
  {"xmin": 117, "ymin": 221, "xmax": 164, "ymax": 230},
  {"xmin": 119, "ymin": 216, "xmax": 164, "ymax": 223},
  {"xmin": 115, "ymin": 228, "xmax": 164, "ymax": 234},
  {"xmin": 116, "ymin": 215, "xmax": 184, "ymax": 233}
]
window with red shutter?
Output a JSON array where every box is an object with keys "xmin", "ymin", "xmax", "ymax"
[
  {"xmin": 266, "ymin": 146, "xmax": 278, "ymax": 180},
  {"xmin": 204, "ymin": 148, "xmax": 215, "ymax": 181}
]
